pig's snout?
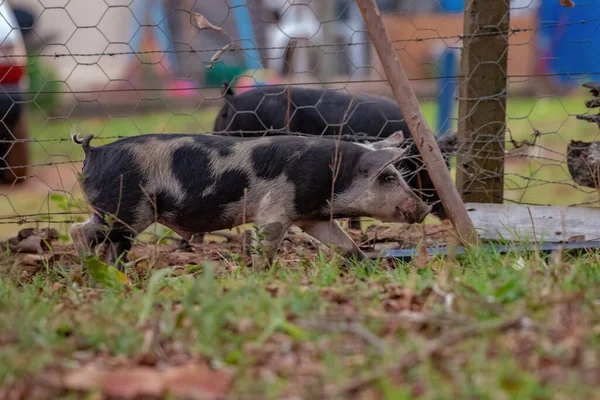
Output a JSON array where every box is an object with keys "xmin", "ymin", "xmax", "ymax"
[{"xmin": 397, "ymin": 195, "xmax": 432, "ymax": 224}]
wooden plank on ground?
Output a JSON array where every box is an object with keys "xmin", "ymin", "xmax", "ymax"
[{"xmin": 465, "ymin": 203, "xmax": 600, "ymax": 242}]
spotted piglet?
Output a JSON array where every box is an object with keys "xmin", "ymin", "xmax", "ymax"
[{"xmin": 70, "ymin": 132, "xmax": 431, "ymax": 269}]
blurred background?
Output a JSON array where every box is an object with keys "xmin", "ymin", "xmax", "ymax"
[{"xmin": 0, "ymin": 0, "xmax": 598, "ymax": 238}]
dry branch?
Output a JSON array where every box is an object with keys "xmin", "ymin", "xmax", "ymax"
[
  {"xmin": 191, "ymin": 12, "xmax": 234, "ymax": 69},
  {"xmin": 567, "ymin": 82, "xmax": 600, "ymax": 188}
]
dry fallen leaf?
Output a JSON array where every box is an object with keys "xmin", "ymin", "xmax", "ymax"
[
  {"xmin": 60, "ymin": 362, "xmax": 233, "ymax": 399},
  {"xmin": 560, "ymin": 0, "xmax": 575, "ymax": 7},
  {"xmin": 101, "ymin": 368, "xmax": 163, "ymax": 398},
  {"xmin": 190, "ymin": 12, "xmax": 233, "ymax": 70},
  {"xmin": 163, "ymin": 363, "xmax": 234, "ymax": 399},
  {"xmin": 62, "ymin": 364, "xmax": 105, "ymax": 392},
  {"xmin": 192, "ymin": 12, "xmax": 223, "ymax": 33}
]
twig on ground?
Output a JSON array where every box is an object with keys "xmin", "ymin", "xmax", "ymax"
[{"xmin": 299, "ymin": 320, "xmax": 389, "ymax": 355}]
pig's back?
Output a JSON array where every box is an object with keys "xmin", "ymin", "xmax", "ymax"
[{"xmin": 222, "ymin": 87, "xmax": 410, "ymax": 139}]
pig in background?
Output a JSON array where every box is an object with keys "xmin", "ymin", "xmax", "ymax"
[
  {"xmin": 213, "ymin": 83, "xmax": 457, "ymax": 220},
  {"xmin": 70, "ymin": 132, "xmax": 431, "ymax": 269}
]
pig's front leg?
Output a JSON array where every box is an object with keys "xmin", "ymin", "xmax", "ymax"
[
  {"xmin": 247, "ymin": 221, "xmax": 292, "ymax": 269},
  {"xmin": 296, "ymin": 220, "xmax": 369, "ymax": 262}
]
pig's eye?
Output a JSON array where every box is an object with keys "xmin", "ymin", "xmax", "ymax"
[{"xmin": 381, "ymin": 173, "xmax": 396, "ymax": 184}]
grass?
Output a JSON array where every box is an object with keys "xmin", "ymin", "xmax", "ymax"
[{"xmin": 0, "ymin": 244, "xmax": 599, "ymax": 398}]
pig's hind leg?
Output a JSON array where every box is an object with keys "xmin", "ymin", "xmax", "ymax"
[
  {"xmin": 70, "ymin": 216, "xmax": 136, "ymax": 269},
  {"xmin": 247, "ymin": 221, "xmax": 292, "ymax": 270},
  {"xmin": 296, "ymin": 220, "xmax": 369, "ymax": 263},
  {"xmin": 70, "ymin": 219, "xmax": 100, "ymax": 257}
]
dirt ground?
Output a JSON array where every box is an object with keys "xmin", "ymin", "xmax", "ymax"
[{"xmin": 8, "ymin": 222, "xmax": 456, "ymax": 282}]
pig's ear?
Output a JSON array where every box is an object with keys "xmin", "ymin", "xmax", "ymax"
[
  {"xmin": 370, "ymin": 131, "xmax": 405, "ymax": 150},
  {"xmin": 358, "ymin": 147, "xmax": 408, "ymax": 176},
  {"xmin": 222, "ymin": 81, "xmax": 235, "ymax": 97}
]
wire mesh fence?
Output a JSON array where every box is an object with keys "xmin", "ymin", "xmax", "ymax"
[{"xmin": 0, "ymin": 0, "xmax": 598, "ymax": 240}]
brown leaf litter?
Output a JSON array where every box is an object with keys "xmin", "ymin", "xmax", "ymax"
[
  {"xmin": 4, "ymin": 222, "xmax": 453, "ymax": 279},
  {"xmin": 57, "ymin": 361, "xmax": 233, "ymax": 399}
]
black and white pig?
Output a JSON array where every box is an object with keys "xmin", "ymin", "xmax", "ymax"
[
  {"xmin": 70, "ymin": 132, "xmax": 431, "ymax": 269},
  {"xmin": 213, "ymin": 83, "xmax": 457, "ymax": 220}
]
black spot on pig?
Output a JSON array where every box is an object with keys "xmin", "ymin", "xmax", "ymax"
[
  {"xmin": 251, "ymin": 138, "xmax": 308, "ymax": 180},
  {"xmin": 168, "ymin": 169, "xmax": 250, "ymax": 232},
  {"xmin": 212, "ymin": 170, "xmax": 251, "ymax": 204},
  {"xmin": 284, "ymin": 140, "xmax": 363, "ymax": 218},
  {"xmin": 170, "ymin": 142, "xmax": 250, "ymax": 232},
  {"xmin": 171, "ymin": 144, "xmax": 214, "ymax": 192},
  {"xmin": 155, "ymin": 190, "xmax": 179, "ymax": 216}
]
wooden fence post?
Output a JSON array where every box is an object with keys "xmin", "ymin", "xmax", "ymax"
[
  {"xmin": 456, "ymin": 0, "xmax": 510, "ymax": 203},
  {"xmin": 356, "ymin": 0, "xmax": 477, "ymax": 244}
]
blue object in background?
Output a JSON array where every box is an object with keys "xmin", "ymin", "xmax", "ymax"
[
  {"xmin": 230, "ymin": 0, "xmax": 262, "ymax": 70},
  {"xmin": 437, "ymin": 49, "xmax": 458, "ymax": 135},
  {"xmin": 439, "ymin": 0, "xmax": 464, "ymax": 13},
  {"xmin": 128, "ymin": 0, "xmax": 179, "ymax": 72},
  {"xmin": 436, "ymin": 0, "xmax": 463, "ymax": 135},
  {"xmin": 538, "ymin": 1, "xmax": 600, "ymax": 87}
]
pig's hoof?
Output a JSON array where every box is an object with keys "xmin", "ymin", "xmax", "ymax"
[{"xmin": 177, "ymin": 239, "xmax": 193, "ymax": 252}]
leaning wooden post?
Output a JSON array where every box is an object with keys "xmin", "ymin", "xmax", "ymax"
[{"xmin": 356, "ymin": 0, "xmax": 478, "ymax": 244}]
